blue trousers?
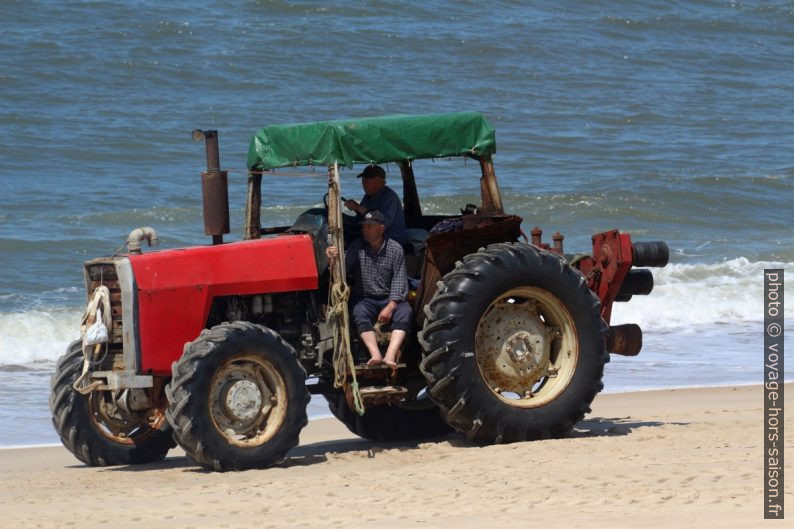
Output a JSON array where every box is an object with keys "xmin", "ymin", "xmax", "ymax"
[{"xmin": 351, "ymin": 297, "xmax": 412, "ymax": 335}]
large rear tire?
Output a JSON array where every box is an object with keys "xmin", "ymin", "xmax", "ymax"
[
  {"xmin": 166, "ymin": 322, "xmax": 310, "ymax": 471},
  {"xmin": 49, "ymin": 340, "xmax": 174, "ymax": 466},
  {"xmin": 419, "ymin": 243, "xmax": 608, "ymax": 444}
]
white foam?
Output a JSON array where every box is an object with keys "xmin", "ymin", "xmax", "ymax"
[
  {"xmin": 0, "ymin": 258, "xmax": 788, "ymax": 366},
  {"xmin": 611, "ymin": 257, "xmax": 792, "ymax": 330},
  {"xmin": 0, "ymin": 308, "xmax": 81, "ymax": 366}
]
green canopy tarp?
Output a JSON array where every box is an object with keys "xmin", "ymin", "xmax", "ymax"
[{"xmin": 246, "ymin": 111, "xmax": 496, "ymax": 171}]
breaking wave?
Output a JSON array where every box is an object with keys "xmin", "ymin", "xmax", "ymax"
[
  {"xmin": 611, "ymin": 257, "xmax": 792, "ymax": 331},
  {"xmin": 0, "ymin": 308, "xmax": 81, "ymax": 366},
  {"xmin": 1, "ymin": 257, "xmax": 788, "ymax": 367}
]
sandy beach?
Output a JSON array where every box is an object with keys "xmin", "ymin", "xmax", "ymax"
[{"xmin": 1, "ymin": 384, "xmax": 789, "ymax": 529}]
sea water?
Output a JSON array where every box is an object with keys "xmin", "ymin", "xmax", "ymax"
[{"xmin": 0, "ymin": 0, "xmax": 791, "ymax": 446}]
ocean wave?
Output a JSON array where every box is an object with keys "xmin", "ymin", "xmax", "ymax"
[
  {"xmin": 0, "ymin": 257, "xmax": 788, "ymax": 367},
  {"xmin": 611, "ymin": 257, "xmax": 792, "ymax": 330},
  {"xmin": 0, "ymin": 309, "xmax": 81, "ymax": 366}
]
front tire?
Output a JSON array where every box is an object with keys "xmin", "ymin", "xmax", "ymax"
[
  {"xmin": 165, "ymin": 322, "xmax": 310, "ymax": 471},
  {"xmin": 49, "ymin": 340, "xmax": 174, "ymax": 466},
  {"xmin": 419, "ymin": 243, "xmax": 609, "ymax": 444}
]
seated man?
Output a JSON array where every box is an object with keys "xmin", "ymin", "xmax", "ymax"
[
  {"xmin": 344, "ymin": 164, "xmax": 408, "ymax": 244},
  {"xmin": 326, "ymin": 210, "xmax": 412, "ymax": 368}
]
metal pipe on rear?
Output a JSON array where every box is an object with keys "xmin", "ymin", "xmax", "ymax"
[
  {"xmin": 632, "ymin": 241, "xmax": 669, "ymax": 268},
  {"xmin": 607, "ymin": 324, "xmax": 643, "ymax": 356}
]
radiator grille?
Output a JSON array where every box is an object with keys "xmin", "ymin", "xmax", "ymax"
[{"xmin": 84, "ymin": 259, "xmax": 124, "ymax": 349}]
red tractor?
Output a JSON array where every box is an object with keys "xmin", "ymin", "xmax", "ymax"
[{"xmin": 50, "ymin": 112, "xmax": 668, "ymax": 470}]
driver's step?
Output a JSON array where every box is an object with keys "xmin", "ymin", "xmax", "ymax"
[
  {"xmin": 358, "ymin": 385, "xmax": 409, "ymax": 407},
  {"xmin": 354, "ymin": 362, "xmax": 406, "ymax": 378}
]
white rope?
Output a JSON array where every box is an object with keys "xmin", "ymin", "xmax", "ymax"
[
  {"xmin": 326, "ymin": 161, "xmax": 365, "ymax": 415},
  {"xmin": 73, "ymin": 286, "xmax": 111, "ymax": 394}
]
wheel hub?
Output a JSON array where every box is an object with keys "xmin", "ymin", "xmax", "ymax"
[
  {"xmin": 224, "ymin": 379, "xmax": 266, "ymax": 422},
  {"xmin": 208, "ymin": 354, "xmax": 287, "ymax": 447},
  {"xmin": 501, "ymin": 330, "xmax": 547, "ymax": 375},
  {"xmin": 476, "ymin": 299, "xmax": 552, "ymax": 393},
  {"xmin": 474, "ymin": 287, "xmax": 577, "ymax": 408}
]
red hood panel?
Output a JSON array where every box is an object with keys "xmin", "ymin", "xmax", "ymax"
[{"xmin": 129, "ymin": 234, "xmax": 319, "ymax": 374}]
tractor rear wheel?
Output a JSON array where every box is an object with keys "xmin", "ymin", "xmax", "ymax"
[
  {"xmin": 419, "ymin": 243, "xmax": 608, "ymax": 444},
  {"xmin": 166, "ymin": 322, "xmax": 310, "ymax": 471},
  {"xmin": 50, "ymin": 340, "xmax": 174, "ymax": 466}
]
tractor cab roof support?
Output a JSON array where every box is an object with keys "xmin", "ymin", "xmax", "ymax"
[
  {"xmin": 397, "ymin": 160, "xmax": 422, "ymax": 219},
  {"xmin": 477, "ymin": 155, "xmax": 504, "ymax": 215},
  {"xmin": 244, "ymin": 172, "xmax": 262, "ymax": 240}
]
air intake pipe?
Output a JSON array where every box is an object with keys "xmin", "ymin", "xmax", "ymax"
[{"xmin": 128, "ymin": 227, "xmax": 159, "ymax": 254}]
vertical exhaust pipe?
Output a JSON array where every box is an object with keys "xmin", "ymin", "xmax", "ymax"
[{"xmin": 194, "ymin": 129, "xmax": 230, "ymax": 245}]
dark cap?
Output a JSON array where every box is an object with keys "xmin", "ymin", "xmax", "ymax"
[
  {"xmin": 360, "ymin": 210, "xmax": 386, "ymax": 225},
  {"xmin": 356, "ymin": 164, "xmax": 386, "ymax": 179}
]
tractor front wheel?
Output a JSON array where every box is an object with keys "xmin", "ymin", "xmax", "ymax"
[
  {"xmin": 50, "ymin": 340, "xmax": 174, "ymax": 466},
  {"xmin": 166, "ymin": 322, "xmax": 310, "ymax": 471}
]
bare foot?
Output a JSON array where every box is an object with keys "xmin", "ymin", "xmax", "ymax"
[
  {"xmin": 383, "ymin": 357, "xmax": 398, "ymax": 369},
  {"xmin": 367, "ymin": 357, "xmax": 383, "ymax": 366}
]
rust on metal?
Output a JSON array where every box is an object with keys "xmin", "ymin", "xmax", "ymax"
[
  {"xmin": 346, "ymin": 384, "xmax": 408, "ymax": 408},
  {"xmin": 203, "ymin": 130, "xmax": 221, "ymax": 172},
  {"xmin": 201, "ymin": 170, "xmax": 230, "ymax": 242},
  {"xmin": 477, "ymin": 156, "xmax": 504, "ymax": 215},
  {"xmin": 200, "ymin": 130, "xmax": 230, "ymax": 244},
  {"xmin": 531, "ymin": 226, "xmax": 542, "ymax": 246},
  {"xmin": 474, "ymin": 287, "xmax": 578, "ymax": 409},
  {"xmin": 552, "ymin": 231, "xmax": 564, "ymax": 254},
  {"xmin": 475, "ymin": 296, "xmax": 551, "ymax": 393},
  {"xmin": 607, "ymin": 324, "xmax": 643, "ymax": 356},
  {"xmin": 208, "ymin": 353, "xmax": 288, "ymax": 448},
  {"xmin": 588, "ymin": 230, "xmax": 633, "ymax": 322},
  {"xmin": 244, "ymin": 172, "xmax": 262, "ymax": 240}
]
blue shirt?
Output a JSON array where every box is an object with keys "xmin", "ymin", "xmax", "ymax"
[{"xmin": 360, "ymin": 185, "xmax": 408, "ymax": 243}]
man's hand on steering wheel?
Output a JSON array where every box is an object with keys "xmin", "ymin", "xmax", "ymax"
[{"xmin": 344, "ymin": 198, "xmax": 364, "ymax": 215}]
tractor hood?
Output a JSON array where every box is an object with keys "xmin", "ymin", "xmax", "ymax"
[{"xmin": 128, "ymin": 234, "xmax": 319, "ymax": 374}]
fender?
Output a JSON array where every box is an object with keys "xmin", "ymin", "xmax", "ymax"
[{"xmin": 130, "ymin": 234, "xmax": 318, "ymax": 375}]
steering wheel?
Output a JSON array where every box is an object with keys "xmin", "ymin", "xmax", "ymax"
[{"xmin": 323, "ymin": 192, "xmax": 350, "ymax": 217}]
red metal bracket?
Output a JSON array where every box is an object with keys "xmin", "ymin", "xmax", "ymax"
[{"xmin": 576, "ymin": 230, "xmax": 634, "ymax": 323}]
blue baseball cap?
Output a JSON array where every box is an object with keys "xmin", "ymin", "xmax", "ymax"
[{"xmin": 361, "ymin": 210, "xmax": 386, "ymax": 225}]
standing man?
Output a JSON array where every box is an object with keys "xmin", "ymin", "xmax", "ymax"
[
  {"xmin": 344, "ymin": 164, "xmax": 408, "ymax": 244},
  {"xmin": 326, "ymin": 210, "xmax": 412, "ymax": 368}
]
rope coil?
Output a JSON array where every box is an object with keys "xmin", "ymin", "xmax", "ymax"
[{"xmin": 326, "ymin": 280, "xmax": 364, "ymax": 415}]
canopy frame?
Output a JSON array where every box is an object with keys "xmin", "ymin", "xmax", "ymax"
[{"xmin": 243, "ymin": 112, "xmax": 504, "ymax": 239}]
